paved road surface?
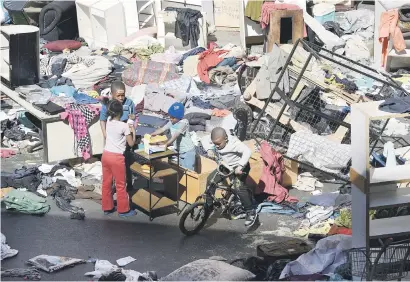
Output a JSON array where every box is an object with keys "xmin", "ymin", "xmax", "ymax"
[{"xmin": 1, "ymin": 197, "xmax": 301, "ymax": 281}]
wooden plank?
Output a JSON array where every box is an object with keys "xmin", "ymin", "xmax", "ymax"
[
  {"xmin": 288, "ymin": 65, "xmax": 367, "ymax": 105},
  {"xmin": 370, "ymin": 188, "xmax": 410, "ymax": 209},
  {"xmin": 350, "ymin": 167, "xmax": 367, "ymax": 194},
  {"xmin": 369, "ymin": 215, "xmax": 410, "ymax": 238},
  {"xmin": 130, "ymin": 162, "xmax": 177, "ymax": 179},
  {"xmin": 135, "ymin": 149, "xmax": 178, "ymax": 161},
  {"xmin": 327, "ymin": 114, "xmax": 350, "ymax": 143},
  {"xmin": 246, "ymin": 96, "xmax": 308, "ymax": 132},
  {"xmin": 131, "ymin": 188, "xmax": 175, "ymax": 211},
  {"xmin": 284, "ymin": 82, "xmax": 305, "ymax": 114}
]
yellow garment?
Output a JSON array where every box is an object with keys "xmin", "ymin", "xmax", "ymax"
[
  {"xmin": 141, "ymin": 164, "xmax": 152, "ymax": 173},
  {"xmin": 245, "ymin": 0, "xmax": 263, "ymax": 22},
  {"xmin": 0, "ymin": 187, "xmax": 15, "ymax": 199},
  {"xmin": 85, "ymin": 90, "xmax": 99, "ymax": 98},
  {"xmin": 335, "ymin": 208, "xmax": 352, "ymax": 229},
  {"xmin": 293, "ymin": 220, "xmax": 333, "ymax": 237},
  {"xmin": 143, "ymin": 134, "xmax": 167, "ymax": 144},
  {"xmin": 393, "ymin": 75, "xmax": 410, "ymax": 84}
]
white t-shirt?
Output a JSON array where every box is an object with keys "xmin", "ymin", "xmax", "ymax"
[{"xmin": 104, "ymin": 119, "xmax": 130, "ymax": 154}]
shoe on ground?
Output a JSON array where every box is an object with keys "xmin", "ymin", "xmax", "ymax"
[
  {"xmin": 119, "ymin": 210, "xmax": 137, "ymax": 218},
  {"xmin": 245, "ymin": 210, "xmax": 258, "ymax": 227},
  {"xmin": 104, "ymin": 208, "xmax": 116, "ymax": 215}
]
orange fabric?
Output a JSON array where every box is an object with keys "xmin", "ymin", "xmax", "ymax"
[
  {"xmin": 328, "ymin": 225, "xmax": 352, "ymax": 236},
  {"xmin": 379, "ymin": 9, "xmax": 406, "ymax": 67},
  {"xmin": 102, "ymin": 150, "xmax": 130, "ymax": 213},
  {"xmin": 212, "ymin": 109, "xmax": 231, "ymax": 117},
  {"xmin": 197, "ymin": 48, "xmax": 228, "ymax": 84}
]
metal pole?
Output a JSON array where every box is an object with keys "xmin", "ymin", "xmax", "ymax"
[
  {"xmin": 149, "ymin": 162, "xmax": 152, "ymax": 221},
  {"xmin": 251, "ymin": 39, "xmax": 302, "ymax": 134},
  {"xmin": 267, "ymin": 53, "xmax": 314, "ymax": 140},
  {"xmin": 301, "ymin": 40, "xmax": 409, "ymax": 95}
]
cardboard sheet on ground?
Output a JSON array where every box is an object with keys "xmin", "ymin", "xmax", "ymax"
[{"xmin": 27, "ymin": 255, "xmax": 85, "ymax": 273}]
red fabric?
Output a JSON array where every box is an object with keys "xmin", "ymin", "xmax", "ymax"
[
  {"xmin": 260, "ymin": 2, "xmax": 307, "ymax": 37},
  {"xmin": 135, "ymin": 99, "xmax": 144, "ymax": 114},
  {"xmin": 256, "ymin": 141, "xmax": 298, "ymax": 203},
  {"xmin": 197, "ymin": 48, "xmax": 228, "ymax": 83},
  {"xmin": 1, "ymin": 148, "xmax": 17, "ymax": 158},
  {"xmin": 328, "ymin": 225, "xmax": 352, "ymax": 235},
  {"xmin": 102, "ymin": 150, "xmax": 129, "ymax": 213},
  {"xmin": 379, "ymin": 9, "xmax": 406, "ymax": 67},
  {"xmin": 44, "ymin": 40, "xmax": 82, "ymax": 52}
]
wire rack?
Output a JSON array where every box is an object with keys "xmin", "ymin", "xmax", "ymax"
[
  {"xmin": 248, "ymin": 39, "xmax": 410, "ymax": 181},
  {"xmin": 345, "ymin": 240, "xmax": 410, "ymax": 281}
]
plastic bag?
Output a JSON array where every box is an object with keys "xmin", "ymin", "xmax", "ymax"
[
  {"xmin": 27, "ymin": 255, "xmax": 85, "ymax": 272},
  {"xmin": 1, "ymin": 233, "xmax": 18, "ymax": 260}
]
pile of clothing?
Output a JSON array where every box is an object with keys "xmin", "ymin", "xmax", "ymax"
[
  {"xmin": 1, "ymin": 161, "xmax": 103, "ymax": 219},
  {"xmin": 1, "ymin": 109, "xmax": 38, "ymax": 152},
  {"xmin": 292, "ymin": 192, "xmax": 352, "ymax": 238}
]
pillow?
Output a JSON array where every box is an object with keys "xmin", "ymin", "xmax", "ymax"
[{"xmin": 44, "ymin": 40, "xmax": 82, "ymax": 52}]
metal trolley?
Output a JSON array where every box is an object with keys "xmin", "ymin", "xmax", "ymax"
[{"xmin": 346, "ymin": 238, "xmax": 410, "ymax": 281}]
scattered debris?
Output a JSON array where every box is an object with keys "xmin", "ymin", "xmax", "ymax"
[
  {"xmin": 85, "ymin": 260, "xmax": 156, "ymax": 281},
  {"xmin": 208, "ymin": 256, "xmax": 228, "ymax": 262},
  {"xmin": 1, "ymin": 268, "xmax": 41, "ymax": 281},
  {"xmin": 116, "ymin": 256, "xmax": 136, "ymax": 267},
  {"xmin": 27, "ymin": 255, "xmax": 85, "ymax": 273},
  {"xmin": 1, "ymin": 233, "xmax": 18, "ymax": 260},
  {"xmin": 161, "ymin": 259, "xmax": 255, "ymax": 281},
  {"xmin": 292, "ymin": 172, "xmax": 323, "ymax": 192}
]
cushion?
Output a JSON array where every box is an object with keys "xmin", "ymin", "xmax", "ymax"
[
  {"xmin": 161, "ymin": 259, "xmax": 255, "ymax": 281},
  {"xmin": 44, "ymin": 40, "xmax": 82, "ymax": 52}
]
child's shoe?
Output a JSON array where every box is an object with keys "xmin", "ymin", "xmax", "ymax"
[
  {"xmin": 104, "ymin": 208, "xmax": 116, "ymax": 215},
  {"xmin": 119, "ymin": 210, "xmax": 137, "ymax": 218}
]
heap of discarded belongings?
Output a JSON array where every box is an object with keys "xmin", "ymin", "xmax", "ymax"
[
  {"xmin": 1, "ymin": 0, "xmax": 410, "ymax": 240},
  {"xmin": 1, "ymin": 0, "xmax": 410, "ymax": 281}
]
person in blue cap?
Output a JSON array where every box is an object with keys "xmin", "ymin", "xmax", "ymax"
[{"xmin": 151, "ymin": 102, "xmax": 196, "ymax": 170}]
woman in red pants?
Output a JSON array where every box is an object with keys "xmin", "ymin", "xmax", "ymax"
[{"xmin": 102, "ymin": 100, "xmax": 136, "ymax": 217}]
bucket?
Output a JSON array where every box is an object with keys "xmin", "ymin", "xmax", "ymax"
[{"xmin": 313, "ymin": 3, "xmax": 336, "ymax": 24}]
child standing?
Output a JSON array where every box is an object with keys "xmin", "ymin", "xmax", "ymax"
[
  {"xmin": 100, "ymin": 81, "xmax": 135, "ymax": 139},
  {"xmin": 151, "ymin": 102, "xmax": 196, "ymax": 170},
  {"xmin": 102, "ymin": 100, "xmax": 136, "ymax": 217},
  {"xmin": 100, "ymin": 81, "xmax": 136, "ymax": 191}
]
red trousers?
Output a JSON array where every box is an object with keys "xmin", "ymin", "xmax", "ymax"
[{"xmin": 102, "ymin": 151, "xmax": 130, "ymax": 213}]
